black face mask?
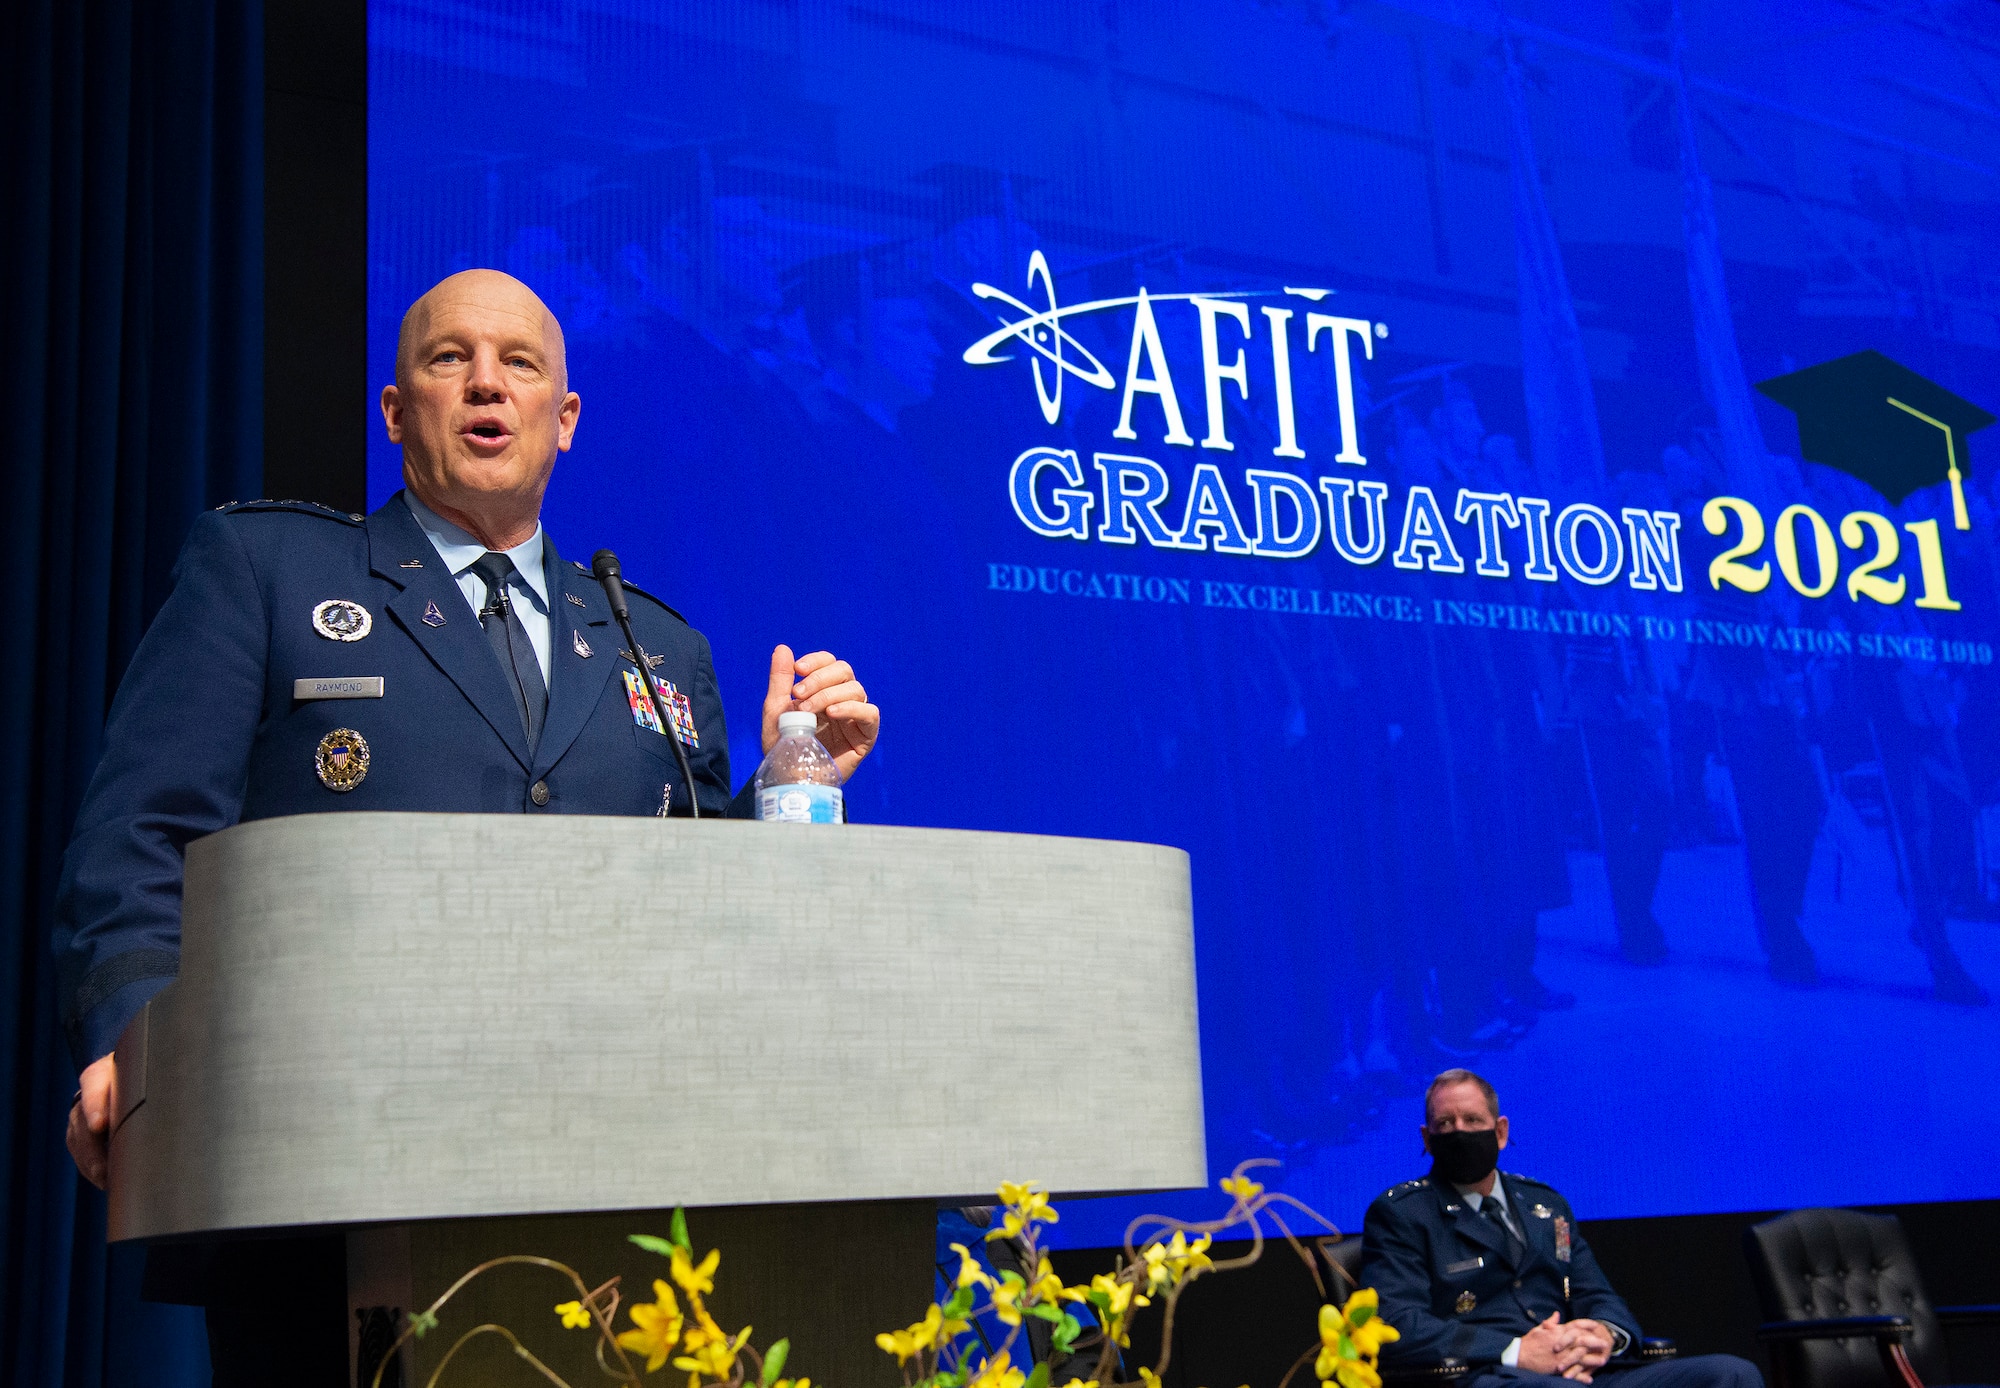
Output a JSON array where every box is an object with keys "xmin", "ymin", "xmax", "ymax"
[{"xmin": 1426, "ymin": 1127, "xmax": 1500, "ymax": 1185}]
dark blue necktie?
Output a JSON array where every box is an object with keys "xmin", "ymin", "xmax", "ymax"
[
  {"xmin": 471, "ymin": 551, "xmax": 547, "ymax": 751},
  {"xmin": 1482, "ymin": 1197, "xmax": 1523, "ymax": 1260}
]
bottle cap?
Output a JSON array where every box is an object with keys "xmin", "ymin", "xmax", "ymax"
[{"xmin": 777, "ymin": 711, "xmax": 819, "ymax": 737}]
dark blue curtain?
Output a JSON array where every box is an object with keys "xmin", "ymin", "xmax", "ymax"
[{"xmin": 1, "ymin": 1, "xmax": 263, "ymax": 1383}]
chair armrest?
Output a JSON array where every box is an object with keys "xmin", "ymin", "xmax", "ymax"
[
  {"xmin": 1383, "ymin": 1357, "xmax": 1470, "ymax": 1385},
  {"xmin": 1757, "ymin": 1316, "xmax": 1912, "ymax": 1343},
  {"xmin": 1936, "ymin": 1304, "xmax": 2000, "ymax": 1326},
  {"xmin": 1638, "ymin": 1338, "xmax": 1677, "ymax": 1360}
]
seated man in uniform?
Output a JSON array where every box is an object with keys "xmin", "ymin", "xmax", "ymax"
[
  {"xmin": 1361, "ymin": 1069, "xmax": 1759, "ymax": 1388},
  {"xmin": 56, "ymin": 269, "xmax": 882, "ymax": 1385}
]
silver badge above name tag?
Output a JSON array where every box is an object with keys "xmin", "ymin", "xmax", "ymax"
[
  {"xmin": 294, "ymin": 677, "xmax": 384, "ymax": 700},
  {"xmin": 1444, "ymin": 1257, "xmax": 1484, "ymax": 1275}
]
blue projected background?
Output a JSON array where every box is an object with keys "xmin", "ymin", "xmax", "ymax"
[{"xmin": 368, "ymin": 0, "xmax": 2000, "ymax": 1243}]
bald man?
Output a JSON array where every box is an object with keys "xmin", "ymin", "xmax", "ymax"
[{"xmin": 52, "ymin": 270, "xmax": 880, "ymax": 1384}]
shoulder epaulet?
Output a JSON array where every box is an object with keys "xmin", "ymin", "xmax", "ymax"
[
  {"xmin": 571, "ymin": 561, "xmax": 687, "ymax": 625},
  {"xmin": 1503, "ymin": 1171, "xmax": 1554, "ymax": 1190},
  {"xmin": 214, "ymin": 498, "xmax": 366, "ymax": 525},
  {"xmin": 1380, "ymin": 1178, "xmax": 1430, "ymax": 1202}
]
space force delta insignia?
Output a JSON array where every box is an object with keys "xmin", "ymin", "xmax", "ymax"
[
  {"xmin": 311, "ymin": 599, "xmax": 372, "ymax": 641},
  {"xmin": 315, "ymin": 728, "xmax": 370, "ymax": 792}
]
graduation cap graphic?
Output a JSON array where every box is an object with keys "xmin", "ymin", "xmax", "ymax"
[{"xmin": 1755, "ymin": 350, "xmax": 1992, "ymax": 530}]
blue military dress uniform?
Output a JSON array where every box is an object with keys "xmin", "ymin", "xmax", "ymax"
[
  {"xmin": 54, "ymin": 493, "xmax": 754, "ymax": 1070},
  {"xmin": 1363, "ymin": 1172, "xmax": 1639, "ymax": 1370},
  {"xmin": 1361, "ymin": 1173, "xmax": 1762, "ymax": 1388}
]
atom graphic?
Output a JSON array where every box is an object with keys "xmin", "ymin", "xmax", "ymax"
[{"xmin": 963, "ymin": 250, "xmax": 1252, "ymax": 425}]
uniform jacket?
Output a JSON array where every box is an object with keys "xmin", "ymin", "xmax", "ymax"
[
  {"xmin": 1360, "ymin": 1172, "xmax": 1641, "ymax": 1368},
  {"xmin": 55, "ymin": 494, "xmax": 753, "ymax": 1068}
]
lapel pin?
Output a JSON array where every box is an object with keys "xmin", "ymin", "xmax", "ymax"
[
  {"xmin": 565, "ymin": 593, "xmax": 587, "ymax": 607},
  {"xmin": 400, "ymin": 559, "xmax": 424, "ymax": 568},
  {"xmin": 573, "ymin": 630, "xmax": 593, "ymax": 658},
  {"xmin": 311, "ymin": 599, "xmax": 373, "ymax": 642},
  {"xmin": 421, "ymin": 600, "xmax": 447, "ymax": 628}
]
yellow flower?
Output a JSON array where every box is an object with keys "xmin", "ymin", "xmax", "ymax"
[
  {"xmin": 1315, "ymin": 1291, "xmax": 1399, "ymax": 1388},
  {"xmin": 617, "ymin": 1280, "xmax": 685, "ymax": 1373},
  {"xmin": 950, "ymin": 1242, "xmax": 993, "ymax": 1290},
  {"xmin": 1167, "ymin": 1231, "xmax": 1213, "ymax": 1282},
  {"xmin": 1058, "ymin": 1380, "xmax": 1099, "ymax": 1388},
  {"xmin": 875, "ymin": 1303, "xmax": 967, "ymax": 1362},
  {"xmin": 1140, "ymin": 1232, "xmax": 1211, "ymax": 1295},
  {"xmin": 967, "ymin": 1350, "xmax": 1028, "ymax": 1388},
  {"xmin": 875, "ymin": 1328, "xmax": 919, "ymax": 1364},
  {"xmin": 991, "ymin": 1276, "xmax": 1025, "ymax": 1326},
  {"xmin": 1139, "ymin": 1369, "xmax": 1161, "ymax": 1388},
  {"xmin": 673, "ymin": 1316, "xmax": 752, "ymax": 1388},
  {"xmin": 993, "ymin": 1182, "xmax": 1059, "ymax": 1231},
  {"xmin": 1219, "ymin": 1175, "xmax": 1264, "ymax": 1203},
  {"xmin": 1031, "ymin": 1256, "xmax": 1065, "ymax": 1304},
  {"xmin": 670, "ymin": 1246, "xmax": 720, "ymax": 1297},
  {"xmin": 555, "ymin": 1299, "xmax": 594, "ymax": 1331}
]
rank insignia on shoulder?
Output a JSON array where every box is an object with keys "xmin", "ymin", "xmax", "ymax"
[
  {"xmin": 1532, "ymin": 1204, "xmax": 1553, "ymax": 1219},
  {"xmin": 421, "ymin": 600, "xmax": 447, "ymax": 628},
  {"xmin": 312, "ymin": 599, "xmax": 372, "ymax": 642},
  {"xmin": 315, "ymin": 728, "xmax": 370, "ymax": 792},
  {"xmin": 1455, "ymin": 1291, "xmax": 1477, "ymax": 1314},
  {"xmin": 573, "ymin": 630, "xmax": 593, "ymax": 658}
]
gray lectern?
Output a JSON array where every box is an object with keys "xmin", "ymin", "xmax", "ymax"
[{"xmin": 107, "ymin": 813, "xmax": 1204, "ymax": 1386}]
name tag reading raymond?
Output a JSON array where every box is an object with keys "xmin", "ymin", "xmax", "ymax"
[{"xmin": 294, "ymin": 677, "xmax": 383, "ymax": 700}]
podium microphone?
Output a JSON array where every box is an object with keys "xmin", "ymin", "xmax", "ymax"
[{"xmin": 593, "ymin": 549, "xmax": 699, "ymax": 819}]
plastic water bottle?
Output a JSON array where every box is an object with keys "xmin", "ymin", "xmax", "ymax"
[{"xmin": 754, "ymin": 711, "xmax": 846, "ymax": 823}]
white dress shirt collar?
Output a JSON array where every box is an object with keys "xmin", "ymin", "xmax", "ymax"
[{"xmin": 402, "ymin": 489, "xmax": 550, "ymax": 611}]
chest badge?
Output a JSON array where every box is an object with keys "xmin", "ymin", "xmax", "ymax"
[
  {"xmin": 1531, "ymin": 1204, "xmax": 1553, "ymax": 1219},
  {"xmin": 421, "ymin": 600, "xmax": 447, "ymax": 628},
  {"xmin": 314, "ymin": 728, "xmax": 370, "ymax": 792},
  {"xmin": 573, "ymin": 629, "xmax": 594, "ymax": 658},
  {"xmin": 311, "ymin": 599, "xmax": 373, "ymax": 642},
  {"xmin": 1554, "ymin": 1216, "xmax": 1572, "ymax": 1263},
  {"xmin": 1455, "ymin": 1291, "xmax": 1477, "ymax": 1315}
]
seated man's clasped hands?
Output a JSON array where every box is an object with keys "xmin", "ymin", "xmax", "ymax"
[{"xmin": 1361, "ymin": 1069, "xmax": 1761, "ymax": 1388}]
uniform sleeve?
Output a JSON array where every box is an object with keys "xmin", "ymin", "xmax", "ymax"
[
  {"xmin": 53, "ymin": 513, "xmax": 269, "ymax": 1069},
  {"xmin": 1564, "ymin": 1217, "xmax": 1641, "ymax": 1349},
  {"xmin": 681, "ymin": 630, "xmax": 755, "ymax": 818},
  {"xmin": 1361, "ymin": 1197, "xmax": 1516, "ymax": 1368}
]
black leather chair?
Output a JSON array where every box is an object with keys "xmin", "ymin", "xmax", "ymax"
[
  {"xmin": 1745, "ymin": 1208, "xmax": 2000, "ymax": 1388},
  {"xmin": 1319, "ymin": 1238, "xmax": 1675, "ymax": 1386}
]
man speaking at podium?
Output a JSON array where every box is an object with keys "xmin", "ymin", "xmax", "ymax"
[{"xmin": 53, "ymin": 270, "xmax": 881, "ymax": 1377}]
